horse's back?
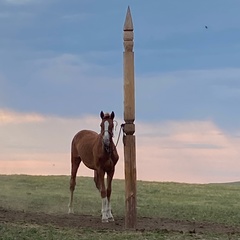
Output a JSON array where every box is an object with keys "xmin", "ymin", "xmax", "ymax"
[
  {"xmin": 73, "ymin": 129, "xmax": 98, "ymax": 139},
  {"xmin": 72, "ymin": 130, "xmax": 98, "ymax": 148}
]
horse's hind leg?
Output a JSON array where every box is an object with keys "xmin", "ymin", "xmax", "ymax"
[{"xmin": 68, "ymin": 156, "xmax": 81, "ymax": 214}]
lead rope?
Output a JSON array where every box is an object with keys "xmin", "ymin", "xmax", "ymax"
[{"xmin": 115, "ymin": 123, "xmax": 125, "ymax": 147}]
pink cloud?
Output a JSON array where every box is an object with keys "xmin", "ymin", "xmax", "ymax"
[
  {"xmin": 136, "ymin": 121, "xmax": 240, "ymax": 183},
  {"xmin": 0, "ymin": 109, "xmax": 240, "ymax": 183}
]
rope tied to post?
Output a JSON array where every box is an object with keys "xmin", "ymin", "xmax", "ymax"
[{"xmin": 114, "ymin": 122, "xmax": 125, "ymax": 147}]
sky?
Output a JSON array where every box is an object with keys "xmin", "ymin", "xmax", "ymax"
[{"xmin": 0, "ymin": 0, "xmax": 240, "ymax": 183}]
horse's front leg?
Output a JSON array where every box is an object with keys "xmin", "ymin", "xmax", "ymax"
[
  {"xmin": 98, "ymin": 169, "xmax": 108, "ymax": 223},
  {"xmin": 106, "ymin": 170, "xmax": 115, "ymax": 221}
]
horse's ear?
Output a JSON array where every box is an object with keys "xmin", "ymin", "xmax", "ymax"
[
  {"xmin": 100, "ymin": 111, "xmax": 104, "ymax": 119},
  {"xmin": 110, "ymin": 111, "xmax": 115, "ymax": 119}
]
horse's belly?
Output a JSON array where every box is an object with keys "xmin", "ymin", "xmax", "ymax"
[
  {"xmin": 82, "ymin": 161, "xmax": 96, "ymax": 170},
  {"xmin": 78, "ymin": 150, "xmax": 96, "ymax": 170}
]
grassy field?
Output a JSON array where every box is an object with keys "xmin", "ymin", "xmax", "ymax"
[{"xmin": 0, "ymin": 175, "xmax": 240, "ymax": 239}]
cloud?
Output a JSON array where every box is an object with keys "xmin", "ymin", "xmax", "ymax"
[
  {"xmin": 136, "ymin": 120, "xmax": 240, "ymax": 183},
  {"xmin": 0, "ymin": 109, "xmax": 44, "ymax": 124},
  {"xmin": 1, "ymin": 47, "xmax": 240, "ymax": 135},
  {"xmin": 3, "ymin": 0, "xmax": 36, "ymax": 5},
  {"xmin": 0, "ymin": 52, "xmax": 122, "ymax": 118},
  {"xmin": 136, "ymin": 68, "xmax": 240, "ymax": 131},
  {"xmin": 0, "ymin": 12, "xmax": 10, "ymax": 18},
  {"xmin": 0, "ymin": 109, "xmax": 124, "ymax": 178},
  {"xmin": 33, "ymin": 53, "xmax": 108, "ymax": 84},
  {"xmin": 0, "ymin": 109, "xmax": 240, "ymax": 183},
  {"xmin": 0, "ymin": 11, "xmax": 33, "ymax": 20}
]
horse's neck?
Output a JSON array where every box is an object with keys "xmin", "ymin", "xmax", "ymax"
[{"xmin": 96, "ymin": 134, "xmax": 104, "ymax": 149}]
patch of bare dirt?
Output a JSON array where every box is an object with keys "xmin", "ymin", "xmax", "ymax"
[{"xmin": 0, "ymin": 207, "xmax": 240, "ymax": 235}]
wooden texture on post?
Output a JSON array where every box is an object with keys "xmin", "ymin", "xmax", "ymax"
[
  {"xmin": 123, "ymin": 6, "xmax": 137, "ymax": 229},
  {"xmin": 123, "ymin": 6, "xmax": 135, "ymax": 124},
  {"xmin": 123, "ymin": 134, "xmax": 136, "ymax": 228}
]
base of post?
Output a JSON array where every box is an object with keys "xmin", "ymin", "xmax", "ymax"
[
  {"xmin": 125, "ymin": 195, "xmax": 137, "ymax": 229},
  {"xmin": 124, "ymin": 134, "xmax": 137, "ymax": 229}
]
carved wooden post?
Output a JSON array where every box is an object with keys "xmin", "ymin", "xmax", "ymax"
[{"xmin": 123, "ymin": 6, "xmax": 137, "ymax": 229}]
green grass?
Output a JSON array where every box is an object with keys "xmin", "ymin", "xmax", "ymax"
[
  {"xmin": 137, "ymin": 181, "xmax": 240, "ymax": 225},
  {"xmin": 1, "ymin": 223, "xmax": 227, "ymax": 240},
  {"xmin": 1, "ymin": 223, "xmax": 236, "ymax": 240},
  {"xmin": 1, "ymin": 175, "xmax": 240, "ymax": 239}
]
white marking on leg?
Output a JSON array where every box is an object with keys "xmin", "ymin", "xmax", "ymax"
[
  {"xmin": 101, "ymin": 197, "xmax": 109, "ymax": 223},
  {"xmin": 107, "ymin": 201, "xmax": 114, "ymax": 221},
  {"xmin": 68, "ymin": 192, "xmax": 74, "ymax": 214},
  {"xmin": 68, "ymin": 204, "xmax": 74, "ymax": 214}
]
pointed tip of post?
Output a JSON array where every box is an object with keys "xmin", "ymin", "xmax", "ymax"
[
  {"xmin": 127, "ymin": 5, "xmax": 131, "ymax": 13},
  {"xmin": 124, "ymin": 6, "xmax": 133, "ymax": 31}
]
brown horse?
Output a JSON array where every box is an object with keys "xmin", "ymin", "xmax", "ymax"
[{"xmin": 68, "ymin": 111, "xmax": 119, "ymax": 222}]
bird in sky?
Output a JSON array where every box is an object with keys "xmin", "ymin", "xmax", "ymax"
[{"xmin": 205, "ymin": 25, "xmax": 208, "ymax": 29}]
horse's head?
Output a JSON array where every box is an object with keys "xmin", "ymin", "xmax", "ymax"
[{"xmin": 100, "ymin": 111, "xmax": 115, "ymax": 151}]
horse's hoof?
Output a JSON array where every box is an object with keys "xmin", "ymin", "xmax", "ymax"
[
  {"xmin": 108, "ymin": 217, "xmax": 114, "ymax": 222},
  {"xmin": 102, "ymin": 218, "xmax": 109, "ymax": 223},
  {"xmin": 68, "ymin": 209, "xmax": 74, "ymax": 214}
]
